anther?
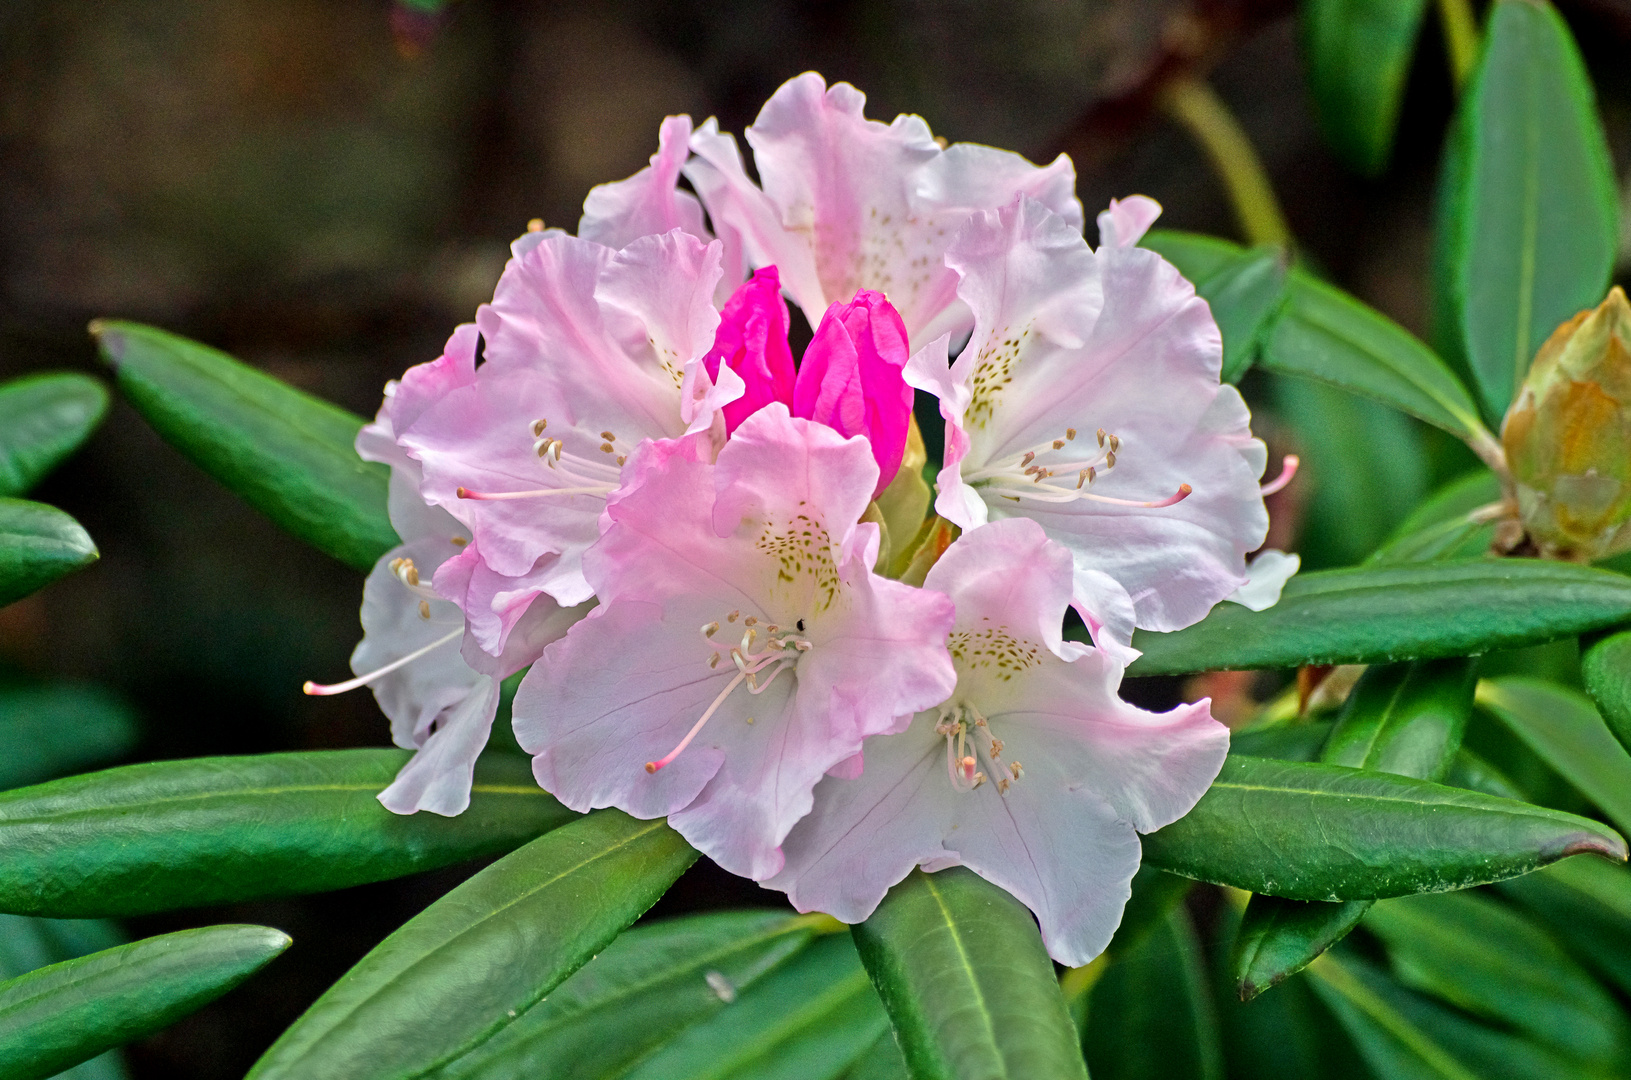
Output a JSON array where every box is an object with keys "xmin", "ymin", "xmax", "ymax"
[
  {"xmin": 600, "ymin": 442, "xmax": 615, "ymax": 453},
  {"xmin": 989, "ymin": 738, "xmax": 1003, "ymax": 758},
  {"xmin": 531, "ymin": 419, "xmax": 547, "ymax": 437},
  {"xmin": 997, "ymin": 777, "xmax": 1010, "ymax": 794},
  {"xmin": 1010, "ymin": 761, "xmax": 1024, "ymax": 779},
  {"xmin": 616, "ymin": 455, "xmax": 627, "ymax": 466},
  {"xmin": 418, "ymin": 600, "xmax": 431, "ymax": 620},
  {"xmin": 744, "ymin": 616, "xmax": 758, "ymax": 626},
  {"xmin": 728, "ymin": 611, "xmax": 739, "ymax": 623},
  {"xmin": 972, "ymin": 772, "xmax": 987, "ymax": 789},
  {"xmin": 708, "ymin": 653, "xmax": 721, "ymax": 669},
  {"xmin": 1097, "ymin": 428, "xmax": 1106, "ymax": 447},
  {"xmin": 1109, "ymin": 434, "xmax": 1120, "ymax": 453},
  {"xmin": 1077, "ymin": 469, "xmax": 1090, "ymax": 489},
  {"xmin": 1020, "ymin": 451, "xmax": 1035, "ymax": 467},
  {"xmin": 1105, "ymin": 450, "xmax": 1116, "ymax": 469},
  {"xmin": 1052, "ymin": 439, "xmax": 1065, "ymax": 450},
  {"xmin": 600, "ymin": 431, "xmax": 616, "ymax": 442},
  {"xmin": 450, "ymin": 536, "xmax": 468, "ymax": 547},
  {"xmin": 701, "ymin": 621, "xmax": 720, "ymax": 638},
  {"xmin": 1066, "ymin": 428, "xmax": 1077, "ymax": 440}
]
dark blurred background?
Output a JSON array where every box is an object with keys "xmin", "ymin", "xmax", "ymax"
[{"xmin": 1, "ymin": 1, "xmax": 1628, "ymax": 1075}]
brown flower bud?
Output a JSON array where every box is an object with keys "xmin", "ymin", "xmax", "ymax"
[{"xmin": 1501, "ymin": 286, "xmax": 1631, "ymax": 561}]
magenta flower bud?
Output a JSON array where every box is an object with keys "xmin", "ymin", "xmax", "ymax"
[
  {"xmin": 793, "ymin": 290, "xmax": 914, "ymax": 496},
  {"xmin": 702, "ymin": 267, "xmax": 797, "ymax": 436}
]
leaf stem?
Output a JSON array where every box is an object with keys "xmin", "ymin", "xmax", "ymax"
[
  {"xmin": 1436, "ymin": 0, "xmax": 1480, "ymax": 91},
  {"xmin": 1161, "ymin": 76, "xmax": 1291, "ymax": 248}
]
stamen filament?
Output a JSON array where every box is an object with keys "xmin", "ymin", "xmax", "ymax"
[
  {"xmin": 303, "ymin": 627, "xmax": 463, "ymax": 696},
  {"xmin": 646, "ymin": 671, "xmax": 746, "ymax": 773},
  {"xmin": 985, "ymin": 483, "xmax": 1192, "ymax": 508},
  {"xmin": 457, "ymin": 485, "xmax": 615, "ymax": 500},
  {"xmin": 1259, "ymin": 455, "xmax": 1299, "ymax": 496}
]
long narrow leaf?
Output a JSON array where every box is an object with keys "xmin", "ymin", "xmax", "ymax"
[
  {"xmin": 0, "ymin": 373, "xmax": 109, "ymax": 498},
  {"xmin": 93, "ymin": 320, "xmax": 396, "ymax": 571},
  {"xmin": 1477, "ymin": 677, "xmax": 1631, "ymax": 836},
  {"xmin": 0, "ymin": 750, "xmax": 576, "ymax": 917},
  {"xmin": 0, "ymin": 499, "xmax": 97, "ymax": 608},
  {"xmin": 852, "ymin": 868, "xmax": 1088, "ymax": 1080},
  {"xmin": 0, "ymin": 925, "xmax": 289, "ymax": 1080},
  {"xmin": 247, "ymin": 811, "xmax": 696, "ymax": 1080}
]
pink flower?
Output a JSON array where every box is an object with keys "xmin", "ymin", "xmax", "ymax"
[
  {"xmin": 906, "ymin": 196, "xmax": 1271, "ymax": 654},
  {"xmin": 684, "ymin": 72, "xmax": 1083, "ymax": 344},
  {"xmin": 310, "ymin": 326, "xmax": 586, "ymax": 816},
  {"xmin": 512, "ymin": 405, "xmax": 957, "ymax": 879},
  {"xmin": 766, "ymin": 518, "xmax": 1229, "ymax": 965},
  {"xmin": 391, "ymin": 228, "xmax": 735, "ymax": 649}
]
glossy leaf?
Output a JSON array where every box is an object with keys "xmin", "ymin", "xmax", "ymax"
[
  {"xmin": 1365, "ymin": 890, "xmax": 1631, "ymax": 1067},
  {"xmin": 1321, "ymin": 659, "xmax": 1476, "ymax": 780},
  {"xmin": 93, "ymin": 320, "xmax": 396, "ymax": 571},
  {"xmin": 0, "ymin": 749, "xmax": 577, "ymax": 917},
  {"xmin": 1085, "ymin": 905, "xmax": 1222, "ymax": 1080},
  {"xmin": 1368, "ymin": 471, "xmax": 1502, "ymax": 564},
  {"xmin": 1498, "ymin": 856, "xmax": 1631, "ymax": 997},
  {"xmin": 1142, "ymin": 755, "xmax": 1625, "ymax": 900},
  {"xmin": 0, "ymin": 683, "xmax": 138, "ymax": 792},
  {"xmin": 1273, "ymin": 375, "xmax": 1427, "ymax": 569},
  {"xmin": 0, "ymin": 499, "xmax": 97, "ymax": 608},
  {"xmin": 0, "ymin": 373, "xmax": 109, "ymax": 499},
  {"xmin": 1235, "ymin": 660, "xmax": 1479, "ymax": 998},
  {"xmin": 1261, "ymin": 272, "xmax": 1493, "ymax": 451},
  {"xmin": 1478, "ymin": 677, "xmax": 1631, "ymax": 835},
  {"xmin": 1128, "ymin": 559, "xmax": 1631, "ymax": 676},
  {"xmin": 1366, "ymin": 957, "xmax": 1604, "ymax": 1080},
  {"xmin": 1108, "ymin": 865, "xmax": 1195, "ymax": 960},
  {"xmin": 851, "ymin": 867, "xmax": 1087, "ymax": 1080},
  {"xmin": 247, "ymin": 811, "xmax": 697, "ymax": 1080},
  {"xmin": 1228, "ymin": 721, "xmax": 1334, "ymax": 763},
  {"xmin": 1433, "ymin": 0, "xmax": 1619, "ymax": 422},
  {"xmin": 1581, "ymin": 629, "xmax": 1631, "ymax": 756},
  {"xmin": 1308, "ymin": 953, "xmax": 1489, "ymax": 1080},
  {"xmin": 840, "ymin": 1034, "xmax": 911, "ymax": 1080},
  {"xmin": 0, "ymin": 924, "xmax": 289, "ymax": 1080},
  {"xmin": 1302, "ymin": 0, "xmax": 1431, "ymax": 176},
  {"xmin": 428, "ymin": 910, "xmax": 824, "ymax": 1080},
  {"xmin": 0, "ymin": 916, "xmax": 128, "ymax": 1080},
  {"xmin": 1139, "ymin": 233, "xmax": 1289, "ymax": 383},
  {"xmin": 621, "ymin": 934, "xmax": 889, "ymax": 1080}
]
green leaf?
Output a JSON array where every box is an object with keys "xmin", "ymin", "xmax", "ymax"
[
  {"xmin": 1228, "ymin": 720, "xmax": 1334, "ymax": 762},
  {"xmin": 1369, "ymin": 471, "xmax": 1502, "ymax": 564},
  {"xmin": 1233, "ymin": 660, "xmax": 1482, "ymax": 998},
  {"xmin": 92, "ymin": 320, "xmax": 397, "ymax": 571},
  {"xmin": 1307, "ymin": 953, "xmax": 1489, "ymax": 1080},
  {"xmin": 1273, "ymin": 374, "xmax": 1427, "ymax": 568},
  {"xmin": 1498, "ymin": 856, "xmax": 1631, "ymax": 998},
  {"xmin": 1433, "ymin": 0, "xmax": 1619, "ymax": 423},
  {"xmin": 1260, "ymin": 273, "xmax": 1495, "ymax": 452},
  {"xmin": 1301, "ymin": 0, "xmax": 1431, "ymax": 176},
  {"xmin": 0, "ymin": 499, "xmax": 97, "ymax": 608},
  {"xmin": 1365, "ymin": 890, "xmax": 1631, "ymax": 1067},
  {"xmin": 851, "ymin": 868, "xmax": 1087, "ymax": 1080},
  {"xmin": 1085, "ymin": 905, "xmax": 1222, "ymax": 1080},
  {"xmin": 1138, "ymin": 233, "xmax": 1287, "ymax": 384},
  {"xmin": 1107, "ymin": 865, "xmax": 1195, "ymax": 960},
  {"xmin": 0, "ymin": 374, "xmax": 109, "ymax": 499},
  {"xmin": 619, "ymin": 934, "xmax": 889, "ymax": 1080},
  {"xmin": 247, "ymin": 811, "xmax": 696, "ymax": 1080},
  {"xmin": 840, "ymin": 1033, "xmax": 911, "ymax": 1080},
  {"xmin": 1580, "ymin": 629, "xmax": 1631, "ymax": 756},
  {"xmin": 1362, "ymin": 955, "xmax": 1606, "ymax": 1080},
  {"xmin": 1321, "ymin": 659, "xmax": 1477, "ymax": 781},
  {"xmin": 428, "ymin": 910, "xmax": 824, "ymax": 1080},
  {"xmin": 1128, "ymin": 559, "xmax": 1631, "ymax": 677},
  {"xmin": 0, "ymin": 924, "xmax": 289, "ymax": 1080},
  {"xmin": 0, "ymin": 750, "xmax": 577, "ymax": 917},
  {"xmin": 0, "ymin": 915, "xmax": 129, "ymax": 1080},
  {"xmin": 0, "ymin": 683, "xmax": 138, "ymax": 792},
  {"xmin": 1477, "ymin": 677, "xmax": 1631, "ymax": 835},
  {"xmin": 1142, "ymin": 755, "xmax": 1625, "ymax": 900}
]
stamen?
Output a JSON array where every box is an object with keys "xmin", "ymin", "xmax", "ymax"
[
  {"xmin": 456, "ymin": 485, "xmax": 613, "ymax": 500},
  {"xmin": 600, "ymin": 430, "xmax": 617, "ymax": 441},
  {"xmin": 531, "ymin": 419, "xmax": 547, "ymax": 437},
  {"xmin": 646, "ymin": 671, "xmax": 746, "ymax": 773},
  {"xmin": 1260, "ymin": 454, "xmax": 1300, "ymax": 496},
  {"xmin": 701, "ymin": 622, "xmax": 720, "ymax": 638},
  {"xmin": 418, "ymin": 600, "xmax": 431, "ymax": 620},
  {"xmin": 1066, "ymin": 428, "xmax": 1077, "ymax": 440},
  {"xmin": 450, "ymin": 536, "xmax": 468, "ymax": 547},
  {"xmin": 303, "ymin": 626, "xmax": 462, "ymax": 696}
]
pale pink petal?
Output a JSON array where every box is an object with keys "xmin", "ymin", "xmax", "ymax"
[
  {"xmin": 701, "ymin": 267, "xmax": 796, "ymax": 435},
  {"xmin": 1095, "ymin": 195, "xmax": 1163, "ymax": 249},
  {"xmin": 692, "ymin": 73, "xmax": 1083, "ymax": 343},
  {"xmin": 1071, "ymin": 568, "xmax": 1140, "ymax": 667},
  {"xmin": 768, "ymin": 522, "xmax": 1228, "ymax": 965},
  {"xmin": 929, "ymin": 197, "xmax": 1267, "ymax": 632},
  {"xmin": 377, "ymin": 679, "xmax": 501, "ymax": 817},
  {"xmin": 1227, "ymin": 549, "xmax": 1300, "ymax": 610},
  {"xmin": 515, "ymin": 405, "xmax": 955, "ymax": 879},
  {"xmin": 903, "ymin": 334, "xmax": 986, "ymax": 530},
  {"xmin": 579, "ymin": 115, "xmax": 709, "ymax": 250},
  {"xmin": 399, "ymin": 230, "xmax": 724, "ymax": 601},
  {"xmin": 792, "ymin": 291, "xmax": 913, "ymax": 496},
  {"xmin": 431, "ymin": 540, "xmax": 589, "ymax": 664},
  {"xmin": 684, "ymin": 118, "xmax": 782, "ymax": 307}
]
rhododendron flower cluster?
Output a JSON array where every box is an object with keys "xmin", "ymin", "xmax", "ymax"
[{"xmin": 306, "ymin": 72, "xmax": 1291, "ymax": 963}]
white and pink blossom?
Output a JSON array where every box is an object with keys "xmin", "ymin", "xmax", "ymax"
[
  {"xmin": 767, "ymin": 518, "xmax": 1229, "ymax": 964},
  {"xmin": 512, "ymin": 405, "xmax": 957, "ymax": 879}
]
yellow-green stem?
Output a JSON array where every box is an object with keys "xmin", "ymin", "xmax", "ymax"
[
  {"xmin": 1436, "ymin": 0, "xmax": 1480, "ymax": 91},
  {"xmin": 1160, "ymin": 77, "xmax": 1291, "ymax": 249}
]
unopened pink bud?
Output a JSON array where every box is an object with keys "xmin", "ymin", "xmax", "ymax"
[{"xmin": 702, "ymin": 267, "xmax": 796, "ymax": 435}]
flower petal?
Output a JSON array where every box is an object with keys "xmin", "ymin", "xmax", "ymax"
[
  {"xmin": 1095, "ymin": 194, "xmax": 1163, "ymax": 249},
  {"xmin": 1226, "ymin": 548, "xmax": 1300, "ymax": 610},
  {"xmin": 701, "ymin": 267, "xmax": 796, "ymax": 435},
  {"xmin": 579, "ymin": 114, "xmax": 710, "ymax": 251},
  {"xmin": 377, "ymin": 678, "xmax": 502, "ymax": 817}
]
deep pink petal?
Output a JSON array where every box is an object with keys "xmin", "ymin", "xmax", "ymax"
[
  {"xmin": 701, "ymin": 267, "xmax": 796, "ymax": 434},
  {"xmin": 792, "ymin": 291, "xmax": 913, "ymax": 496}
]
